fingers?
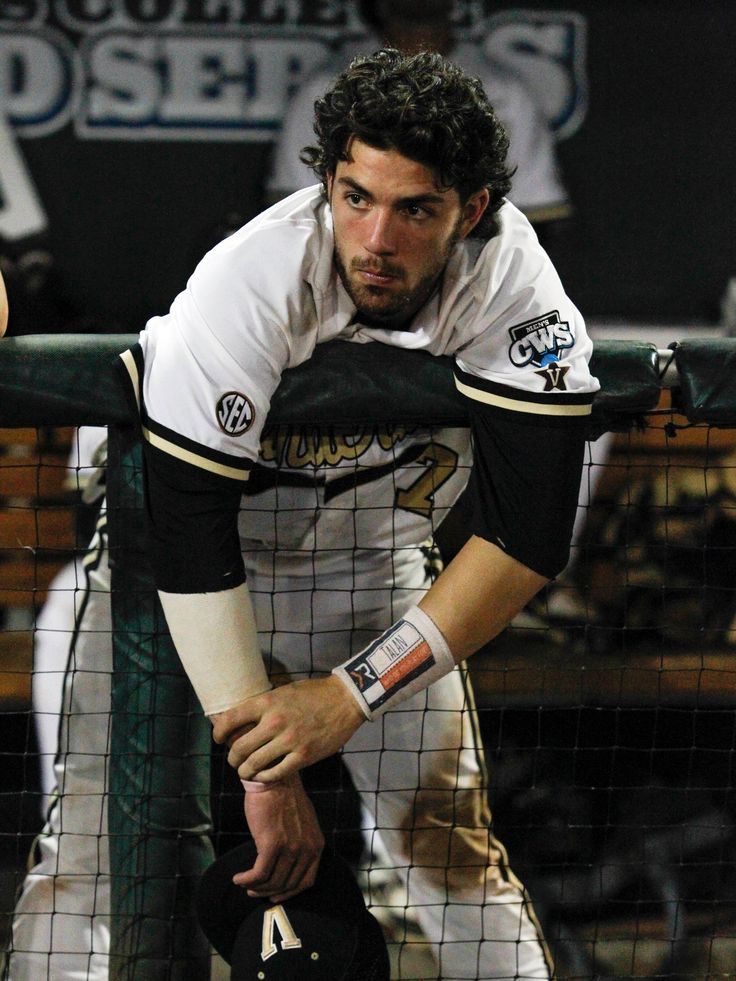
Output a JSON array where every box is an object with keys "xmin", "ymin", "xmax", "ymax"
[
  {"xmin": 230, "ymin": 724, "xmax": 309, "ymax": 780},
  {"xmin": 210, "ymin": 698, "xmax": 264, "ymax": 745},
  {"xmin": 233, "ymin": 848, "xmax": 296, "ymax": 898},
  {"xmin": 232, "ymin": 838, "xmax": 322, "ymax": 902},
  {"xmin": 222, "ymin": 677, "xmax": 366, "ymax": 778},
  {"xmin": 239, "ymin": 772, "xmax": 325, "ymax": 902},
  {"xmin": 268, "ymin": 850, "xmax": 321, "ymax": 903},
  {"xmin": 251, "ymin": 754, "xmax": 301, "ymax": 784},
  {"xmin": 226, "ymin": 724, "xmax": 273, "ymax": 772}
]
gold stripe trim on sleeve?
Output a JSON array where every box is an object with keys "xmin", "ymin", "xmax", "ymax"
[
  {"xmin": 120, "ymin": 348, "xmax": 141, "ymax": 413},
  {"xmin": 143, "ymin": 427, "xmax": 251, "ymax": 481},
  {"xmin": 455, "ymin": 378, "xmax": 593, "ymax": 417}
]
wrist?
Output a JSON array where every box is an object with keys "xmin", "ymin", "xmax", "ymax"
[
  {"xmin": 332, "ymin": 606, "xmax": 455, "ymax": 719},
  {"xmin": 241, "ymin": 779, "xmax": 270, "ymax": 793},
  {"xmin": 328, "ymin": 673, "xmax": 371, "ymax": 723}
]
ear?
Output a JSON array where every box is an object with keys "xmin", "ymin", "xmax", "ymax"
[
  {"xmin": 458, "ymin": 188, "xmax": 490, "ymax": 239},
  {"xmin": 326, "ymin": 172, "xmax": 334, "ymax": 197}
]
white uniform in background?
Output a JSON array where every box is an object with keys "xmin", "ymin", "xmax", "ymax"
[
  {"xmin": 267, "ymin": 39, "xmax": 570, "ymax": 225},
  {"xmin": 31, "ymin": 427, "xmax": 107, "ymax": 814},
  {"xmin": 9, "ymin": 188, "xmax": 597, "ymax": 980}
]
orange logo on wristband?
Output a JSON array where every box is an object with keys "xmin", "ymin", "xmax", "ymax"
[{"xmin": 380, "ymin": 641, "xmax": 433, "ymax": 690}]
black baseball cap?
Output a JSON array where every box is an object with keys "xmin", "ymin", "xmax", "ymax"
[{"xmin": 196, "ymin": 842, "xmax": 390, "ymax": 980}]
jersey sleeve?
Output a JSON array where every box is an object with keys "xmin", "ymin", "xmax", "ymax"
[
  {"xmin": 453, "ymin": 223, "xmax": 598, "ymax": 579},
  {"xmin": 117, "ymin": 234, "xmax": 293, "ymax": 593}
]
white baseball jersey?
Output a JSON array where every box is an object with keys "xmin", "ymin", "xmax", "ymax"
[
  {"xmin": 267, "ymin": 39, "xmax": 570, "ymax": 222},
  {"xmin": 119, "ymin": 185, "xmax": 598, "ymax": 589}
]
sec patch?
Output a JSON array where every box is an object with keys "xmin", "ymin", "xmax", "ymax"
[{"xmin": 216, "ymin": 391, "xmax": 255, "ymax": 436}]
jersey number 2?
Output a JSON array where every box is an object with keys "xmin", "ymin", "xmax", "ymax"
[{"xmin": 395, "ymin": 443, "xmax": 459, "ymax": 517}]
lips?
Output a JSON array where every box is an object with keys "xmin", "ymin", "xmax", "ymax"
[
  {"xmin": 358, "ymin": 269, "xmax": 396, "ymax": 285},
  {"xmin": 353, "ymin": 263, "xmax": 401, "ymax": 285}
]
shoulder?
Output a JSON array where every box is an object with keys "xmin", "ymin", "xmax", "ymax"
[
  {"xmin": 446, "ymin": 202, "xmax": 596, "ymax": 391},
  {"xmin": 452, "ymin": 201, "xmax": 550, "ymax": 307},
  {"xmin": 192, "ymin": 188, "xmax": 332, "ymax": 308}
]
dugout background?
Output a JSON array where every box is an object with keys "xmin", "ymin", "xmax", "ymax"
[
  {"xmin": 2, "ymin": 1, "xmax": 735, "ymax": 332},
  {"xmin": 3, "ymin": 2, "xmax": 736, "ymax": 976}
]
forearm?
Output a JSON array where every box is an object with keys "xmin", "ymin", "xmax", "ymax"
[
  {"xmin": 158, "ymin": 582, "xmax": 271, "ymax": 720},
  {"xmin": 222, "ymin": 537, "xmax": 549, "ymax": 781},
  {"xmin": 419, "ymin": 534, "xmax": 548, "ymax": 662},
  {"xmin": 330, "ymin": 534, "xmax": 548, "ymax": 724},
  {"xmin": 141, "ymin": 439, "xmax": 271, "ymax": 729}
]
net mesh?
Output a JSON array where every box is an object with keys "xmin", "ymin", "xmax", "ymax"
[{"xmin": 1, "ymin": 402, "xmax": 736, "ymax": 979}]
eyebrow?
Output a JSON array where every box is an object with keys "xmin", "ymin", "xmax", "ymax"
[{"xmin": 336, "ymin": 176, "xmax": 447, "ymax": 208}]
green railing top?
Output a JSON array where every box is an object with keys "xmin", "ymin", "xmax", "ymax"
[{"xmin": 0, "ymin": 333, "xmax": 672, "ymax": 432}]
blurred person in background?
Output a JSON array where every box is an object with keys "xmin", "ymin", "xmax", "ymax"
[
  {"xmin": 267, "ymin": 0, "xmax": 571, "ymax": 250},
  {"xmin": 0, "ymin": 115, "xmax": 110, "ymax": 814}
]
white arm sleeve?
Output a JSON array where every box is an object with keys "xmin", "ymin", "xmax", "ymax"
[{"xmin": 158, "ymin": 583, "xmax": 271, "ymax": 717}]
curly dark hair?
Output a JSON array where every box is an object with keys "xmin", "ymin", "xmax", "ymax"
[{"xmin": 301, "ymin": 48, "xmax": 513, "ymax": 239}]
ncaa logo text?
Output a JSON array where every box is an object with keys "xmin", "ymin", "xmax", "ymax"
[
  {"xmin": 508, "ymin": 311, "xmax": 574, "ymax": 368},
  {"xmin": 216, "ymin": 391, "xmax": 255, "ymax": 436}
]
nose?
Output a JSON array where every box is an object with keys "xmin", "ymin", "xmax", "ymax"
[{"xmin": 364, "ymin": 208, "xmax": 397, "ymax": 255}]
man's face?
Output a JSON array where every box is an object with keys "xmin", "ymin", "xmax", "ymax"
[{"xmin": 328, "ymin": 139, "xmax": 488, "ymax": 327}]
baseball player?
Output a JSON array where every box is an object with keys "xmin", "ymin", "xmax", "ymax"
[
  {"xmin": 267, "ymin": 0, "xmax": 571, "ymax": 235},
  {"xmin": 9, "ymin": 48, "xmax": 598, "ymax": 980}
]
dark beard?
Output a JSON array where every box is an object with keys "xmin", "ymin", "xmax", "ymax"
[
  {"xmin": 334, "ymin": 251, "xmax": 441, "ymax": 328},
  {"xmin": 333, "ymin": 226, "xmax": 461, "ymax": 329}
]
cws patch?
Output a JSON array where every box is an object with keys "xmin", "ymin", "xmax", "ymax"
[
  {"xmin": 508, "ymin": 310, "xmax": 574, "ymax": 368},
  {"xmin": 216, "ymin": 391, "xmax": 255, "ymax": 436}
]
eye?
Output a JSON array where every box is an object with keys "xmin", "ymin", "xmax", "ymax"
[
  {"xmin": 346, "ymin": 192, "xmax": 367, "ymax": 208},
  {"xmin": 403, "ymin": 203, "xmax": 431, "ymax": 220}
]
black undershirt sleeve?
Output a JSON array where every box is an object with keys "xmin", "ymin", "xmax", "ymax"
[
  {"xmin": 465, "ymin": 402, "xmax": 588, "ymax": 580},
  {"xmin": 142, "ymin": 440, "xmax": 247, "ymax": 594}
]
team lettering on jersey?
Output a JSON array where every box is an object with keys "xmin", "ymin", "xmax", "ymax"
[
  {"xmin": 256, "ymin": 428, "xmax": 461, "ymax": 518},
  {"xmin": 259, "ymin": 426, "xmax": 415, "ymax": 469},
  {"xmin": 508, "ymin": 311, "xmax": 574, "ymax": 369}
]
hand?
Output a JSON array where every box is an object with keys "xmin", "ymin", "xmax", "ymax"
[
  {"xmin": 233, "ymin": 773, "xmax": 324, "ymax": 903},
  {"xmin": 212, "ymin": 676, "xmax": 365, "ymax": 782}
]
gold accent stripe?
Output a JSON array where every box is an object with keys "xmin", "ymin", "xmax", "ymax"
[
  {"xmin": 523, "ymin": 201, "xmax": 573, "ymax": 224},
  {"xmin": 143, "ymin": 427, "xmax": 250, "ymax": 481},
  {"xmin": 455, "ymin": 378, "xmax": 592, "ymax": 417},
  {"xmin": 119, "ymin": 348, "xmax": 141, "ymax": 413}
]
